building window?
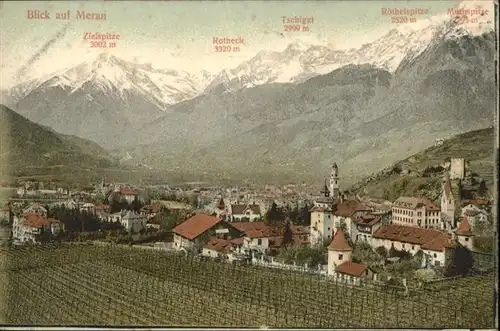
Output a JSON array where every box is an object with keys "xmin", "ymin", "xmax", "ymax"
[
  {"xmin": 465, "ymin": 237, "xmax": 469, "ymax": 242},
  {"xmin": 338, "ymin": 254, "xmax": 343, "ymax": 261},
  {"xmin": 412, "ymin": 246, "xmax": 415, "ymax": 250},
  {"xmin": 257, "ymin": 239, "xmax": 262, "ymax": 245},
  {"xmin": 402, "ymin": 244, "xmax": 405, "ymax": 249},
  {"xmin": 433, "ymin": 253, "xmax": 437, "ymax": 258}
]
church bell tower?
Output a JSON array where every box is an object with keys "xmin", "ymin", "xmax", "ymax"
[{"xmin": 329, "ymin": 162, "xmax": 339, "ymax": 200}]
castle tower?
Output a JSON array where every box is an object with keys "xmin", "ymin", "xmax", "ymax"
[
  {"xmin": 327, "ymin": 228, "xmax": 352, "ymax": 276},
  {"xmin": 450, "ymin": 158, "xmax": 465, "ymax": 180},
  {"xmin": 441, "ymin": 172, "xmax": 455, "ymax": 224},
  {"xmin": 329, "ymin": 162, "xmax": 340, "ymax": 201},
  {"xmin": 456, "ymin": 216, "xmax": 474, "ymax": 251}
]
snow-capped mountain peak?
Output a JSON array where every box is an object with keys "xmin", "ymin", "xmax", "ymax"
[
  {"xmin": 13, "ymin": 53, "xmax": 216, "ymax": 110},
  {"xmin": 283, "ymin": 40, "xmax": 310, "ymax": 54},
  {"xmin": 204, "ymin": 1, "xmax": 495, "ymax": 94},
  {"xmin": 5, "ymin": 1, "xmax": 494, "ymax": 108}
]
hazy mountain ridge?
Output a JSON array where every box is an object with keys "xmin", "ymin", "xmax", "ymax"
[
  {"xmin": 1, "ymin": 1, "xmax": 495, "ymax": 183},
  {"xmin": 0, "ymin": 104, "xmax": 115, "ymax": 175},
  {"xmin": 123, "ymin": 27, "xmax": 495, "ymax": 184}
]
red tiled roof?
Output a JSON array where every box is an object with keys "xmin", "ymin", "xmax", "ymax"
[
  {"xmin": 456, "ymin": 217, "xmax": 473, "ymax": 236},
  {"xmin": 231, "ymin": 221, "xmax": 268, "ymax": 233},
  {"xmin": 421, "ymin": 236, "xmax": 456, "ymax": 252},
  {"xmin": 358, "ymin": 214, "xmax": 381, "ymax": 226},
  {"xmin": 393, "ymin": 196, "xmax": 440, "ymax": 211},
  {"xmin": 373, "ymin": 224, "xmax": 453, "ymax": 252},
  {"xmin": 95, "ymin": 204, "xmax": 110, "ymax": 212},
  {"xmin": 203, "ymin": 237, "xmax": 232, "ymax": 252},
  {"xmin": 245, "ymin": 228, "xmax": 280, "ymax": 239},
  {"xmin": 336, "ymin": 261, "xmax": 369, "ymax": 277},
  {"xmin": 120, "ymin": 187, "xmax": 136, "ymax": 196},
  {"xmin": 334, "ymin": 200, "xmax": 371, "ymax": 217},
  {"xmin": 22, "ymin": 213, "xmax": 59, "ymax": 228},
  {"xmin": 232, "ymin": 221, "xmax": 307, "ymax": 240},
  {"xmin": 230, "ymin": 237, "xmax": 244, "ymax": 245},
  {"xmin": 172, "ymin": 213, "xmax": 222, "ymax": 240},
  {"xmin": 329, "ymin": 229, "xmax": 352, "ymax": 251}
]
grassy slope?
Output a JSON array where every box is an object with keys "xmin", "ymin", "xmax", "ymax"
[
  {"xmin": 0, "ymin": 104, "xmax": 117, "ymax": 182},
  {"xmin": 350, "ymin": 127, "xmax": 495, "ymax": 200}
]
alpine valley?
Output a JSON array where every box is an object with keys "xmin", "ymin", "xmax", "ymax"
[{"xmin": 1, "ymin": 1, "xmax": 496, "ymax": 185}]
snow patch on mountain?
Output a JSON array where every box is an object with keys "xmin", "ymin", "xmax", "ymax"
[
  {"xmin": 207, "ymin": 1, "xmax": 494, "ymax": 93},
  {"xmin": 6, "ymin": 1, "xmax": 494, "ymax": 109},
  {"xmin": 13, "ymin": 53, "xmax": 216, "ymax": 110}
]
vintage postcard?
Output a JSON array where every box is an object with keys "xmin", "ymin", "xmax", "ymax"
[{"xmin": 0, "ymin": 0, "xmax": 498, "ymax": 329}]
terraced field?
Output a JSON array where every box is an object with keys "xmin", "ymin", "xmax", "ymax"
[{"xmin": 0, "ymin": 243, "xmax": 496, "ymax": 327}]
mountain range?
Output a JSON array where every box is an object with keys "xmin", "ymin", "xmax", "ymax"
[
  {"xmin": 0, "ymin": 104, "xmax": 115, "ymax": 180},
  {"xmin": 1, "ymin": 1, "xmax": 496, "ymax": 184}
]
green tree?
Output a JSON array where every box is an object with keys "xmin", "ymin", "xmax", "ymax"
[
  {"xmin": 264, "ymin": 202, "xmax": 284, "ymax": 225},
  {"xmin": 478, "ymin": 180, "xmax": 487, "ymax": 197},
  {"xmin": 281, "ymin": 220, "xmax": 293, "ymax": 247},
  {"xmin": 388, "ymin": 246, "xmax": 411, "ymax": 260},
  {"xmin": 287, "ymin": 202, "xmax": 300, "ymax": 222},
  {"xmin": 130, "ymin": 196, "xmax": 143, "ymax": 212},
  {"xmin": 376, "ymin": 246, "xmax": 388, "ymax": 258},
  {"xmin": 338, "ymin": 220, "xmax": 353, "ymax": 246},
  {"xmin": 154, "ymin": 209, "xmax": 186, "ymax": 231},
  {"xmin": 188, "ymin": 194, "xmax": 199, "ymax": 208},
  {"xmin": 300, "ymin": 204, "xmax": 311, "ymax": 226},
  {"xmin": 445, "ymin": 246, "xmax": 474, "ymax": 276},
  {"xmin": 110, "ymin": 199, "xmax": 126, "ymax": 213}
]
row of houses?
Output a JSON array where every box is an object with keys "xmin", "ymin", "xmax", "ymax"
[
  {"xmin": 169, "ymin": 211, "xmax": 379, "ymax": 285},
  {"xmin": 8, "ymin": 200, "xmax": 155, "ymax": 243},
  {"xmin": 212, "ymin": 198, "xmax": 263, "ymax": 222},
  {"xmin": 171, "ymin": 213, "xmax": 309, "ymax": 259}
]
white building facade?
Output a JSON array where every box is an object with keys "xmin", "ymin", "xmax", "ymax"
[{"xmin": 392, "ymin": 196, "xmax": 442, "ymax": 229}]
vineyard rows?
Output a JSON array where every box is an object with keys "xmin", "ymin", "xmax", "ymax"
[{"xmin": 0, "ymin": 243, "xmax": 495, "ymax": 327}]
